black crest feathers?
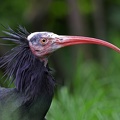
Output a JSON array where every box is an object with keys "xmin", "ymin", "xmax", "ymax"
[
  {"xmin": 0, "ymin": 25, "xmax": 29, "ymax": 45},
  {"xmin": 0, "ymin": 26, "xmax": 31, "ymax": 90},
  {"xmin": 0, "ymin": 26, "xmax": 51, "ymax": 94}
]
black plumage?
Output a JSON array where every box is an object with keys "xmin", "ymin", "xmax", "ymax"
[{"xmin": 0, "ymin": 26, "xmax": 55, "ymax": 120}]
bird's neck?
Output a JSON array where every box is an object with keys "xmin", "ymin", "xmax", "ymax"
[
  {"xmin": 14, "ymin": 59, "xmax": 55, "ymax": 119},
  {"xmin": 15, "ymin": 58, "xmax": 55, "ymax": 105},
  {"xmin": 0, "ymin": 44, "xmax": 55, "ymax": 106},
  {"xmin": 39, "ymin": 57, "xmax": 48, "ymax": 67}
]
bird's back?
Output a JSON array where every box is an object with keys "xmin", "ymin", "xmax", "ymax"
[
  {"xmin": 0, "ymin": 84, "xmax": 54, "ymax": 120},
  {"xmin": 0, "ymin": 87, "xmax": 21, "ymax": 120}
]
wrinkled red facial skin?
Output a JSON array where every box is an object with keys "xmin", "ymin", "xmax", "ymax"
[{"xmin": 29, "ymin": 40, "xmax": 53, "ymax": 58}]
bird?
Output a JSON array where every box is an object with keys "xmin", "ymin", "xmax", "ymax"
[{"xmin": 0, "ymin": 26, "xmax": 120, "ymax": 120}]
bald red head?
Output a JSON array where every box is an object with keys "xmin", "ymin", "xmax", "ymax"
[{"xmin": 27, "ymin": 32, "xmax": 120, "ymax": 59}]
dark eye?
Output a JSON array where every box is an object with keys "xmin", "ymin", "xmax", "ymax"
[{"xmin": 40, "ymin": 38, "xmax": 48, "ymax": 45}]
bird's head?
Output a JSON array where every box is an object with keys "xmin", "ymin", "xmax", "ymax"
[{"xmin": 27, "ymin": 32, "xmax": 120, "ymax": 61}]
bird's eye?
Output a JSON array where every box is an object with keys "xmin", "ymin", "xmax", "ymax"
[{"xmin": 40, "ymin": 38, "xmax": 48, "ymax": 45}]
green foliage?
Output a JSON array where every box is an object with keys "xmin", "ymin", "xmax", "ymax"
[
  {"xmin": 50, "ymin": 1, "xmax": 67, "ymax": 18},
  {"xmin": 47, "ymin": 65, "xmax": 120, "ymax": 119},
  {"xmin": 47, "ymin": 86, "xmax": 120, "ymax": 120},
  {"xmin": 0, "ymin": 0, "xmax": 28, "ymax": 26},
  {"xmin": 78, "ymin": 0, "xmax": 93, "ymax": 14}
]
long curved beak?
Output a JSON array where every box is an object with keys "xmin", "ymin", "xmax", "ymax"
[{"xmin": 56, "ymin": 36, "xmax": 120, "ymax": 53}]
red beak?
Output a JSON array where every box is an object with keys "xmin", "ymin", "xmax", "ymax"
[{"xmin": 56, "ymin": 36, "xmax": 120, "ymax": 53}]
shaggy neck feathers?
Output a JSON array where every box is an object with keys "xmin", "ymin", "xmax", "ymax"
[{"xmin": 0, "ymin": 26, "xmax": 55, "ymax": 102}]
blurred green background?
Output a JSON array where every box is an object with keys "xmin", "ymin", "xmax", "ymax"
[{"xmin": 0, "ymin": 0, "xmax": 120, "ymax": 120}]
